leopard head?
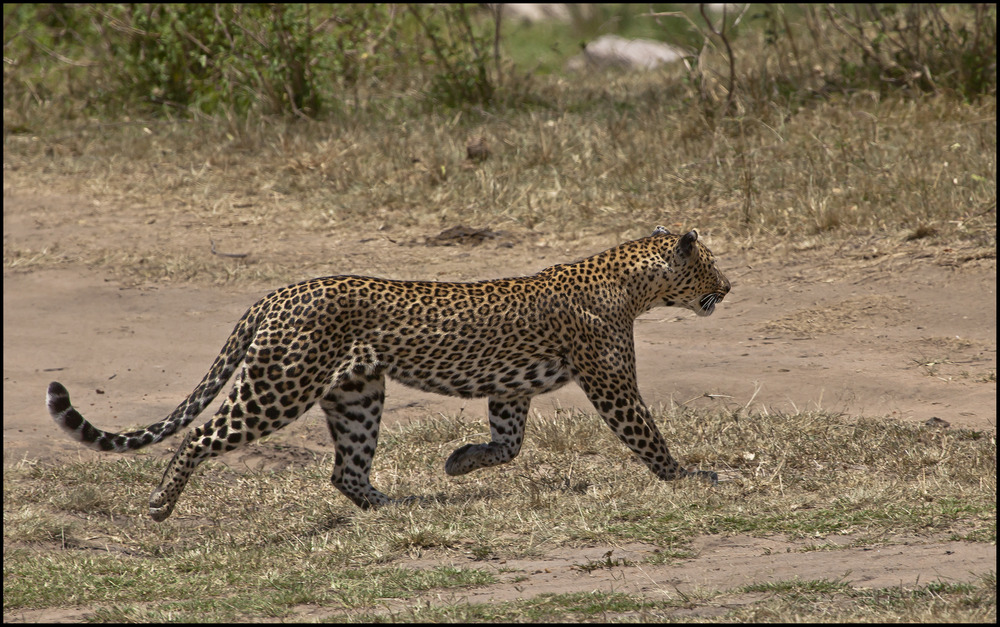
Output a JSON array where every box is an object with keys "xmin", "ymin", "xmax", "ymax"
[{"xmin": 653, "ymin": 227, "xmax": 731, "ymax": 317}]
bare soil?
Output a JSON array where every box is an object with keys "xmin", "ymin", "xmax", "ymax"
[{"xmin": 2, "ymin": 188, "xmax": 996, "ymax": 620}]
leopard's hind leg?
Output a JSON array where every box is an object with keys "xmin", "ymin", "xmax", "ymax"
[
  {"xmin": 320, "ymin": 372, "xmax": 397, "ymax": 508},
  {"xmin": 148, "ymin": 362, "xmax": 320, "ymax": 521},
  {"xmin": 445, "ymin": 397, "xmax": 529, "ymax": 476}
]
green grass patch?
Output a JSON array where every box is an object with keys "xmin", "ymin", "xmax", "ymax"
[
  {"xmin": 726, "ymin": 574, "xmax": 996, "ymax": 623},
  {"xmin": 350, "ymin": 590, "xmax": 668, "ymax": 623},
  {"xmin": 349, "ymin": 577, "xmax": 997, "ymax": 622}
]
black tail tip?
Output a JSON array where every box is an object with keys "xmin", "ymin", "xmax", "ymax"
[
  {"xmin": 47, "ymin": 381, "xmax": 72, "ymax": 414},
  {"xmin": 48, "ymin": 381, "xmax": 68, "ymax": 396}
]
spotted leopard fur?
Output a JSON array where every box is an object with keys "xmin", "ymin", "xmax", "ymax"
[{"xmin": 47, "ymin": 227, "xmax": 731, "ymax": 521}]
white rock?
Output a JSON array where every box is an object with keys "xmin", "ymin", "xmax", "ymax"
[
  {"xmin": 566, "ymin": 34, "xmax": 685, "ymax": 72},
  {"xmin": 500, "ymin": 4, "xmax": 573, "ymax": 23}
]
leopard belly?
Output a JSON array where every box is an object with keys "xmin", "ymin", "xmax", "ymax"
[{"xmin": 386, "ymin": 357, "xmax": 572, "ymax": 399}]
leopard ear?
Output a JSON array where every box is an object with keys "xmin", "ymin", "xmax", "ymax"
[
  {"xmin": 678, "ymin": 230, "xmax": 698, "ymax": 255},
  {"xmin": 652, "ymin": 225, "xmax": 671, "ymax": 237}
]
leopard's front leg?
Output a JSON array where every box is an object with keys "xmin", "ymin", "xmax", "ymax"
[{"xmin": 571, "ymin": 340, "xmax": 717, "ymax": 485}]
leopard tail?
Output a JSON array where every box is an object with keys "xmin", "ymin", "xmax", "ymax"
[{"xmin": 46, "ymin": 299, "xmax": 267, "ymax": 453}]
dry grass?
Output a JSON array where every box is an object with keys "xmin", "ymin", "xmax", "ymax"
[
  {"xmin": 4, "ymin": 71, "xmax": 996, "ymax": 286},
  {"xmin": 4, "ymin": 406, "xmax": 995, "ymax": 620}
]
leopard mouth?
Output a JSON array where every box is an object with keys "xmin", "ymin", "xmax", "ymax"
[{"xmin": 697, "ymin": 292, "xmax": 725, "ymax": 316}]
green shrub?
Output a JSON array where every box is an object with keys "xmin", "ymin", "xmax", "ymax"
[
  {"xmin": 816, "ymin": 4, "xmax": 996, "ymax": 100},
  {"xmin": 753, "ymin": 3, "xmax": 997, "ymax": 101},
  {"xmin": 94, "ymin": 4, "xmax": 324, "ymax": 116},
  {"xmin": 4, "ymin": 3, "xmax": 503, "ymax": 118},
  {"xmin": 407, "ymin": 3, "xmax": 496, "ymax": 108}
]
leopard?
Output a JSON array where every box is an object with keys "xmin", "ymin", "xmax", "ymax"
[{"xmin": 47, "ymin": 226, "xmax": 731, "ymax": 521}]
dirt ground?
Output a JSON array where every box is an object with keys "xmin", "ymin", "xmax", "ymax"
[{"xmin": 3, "ymin": 188, "xmax": 996, "ymax": 619}]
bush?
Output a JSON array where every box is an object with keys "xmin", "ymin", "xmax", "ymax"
[
  {"xmin": 825, "ymin": 4, "xmax": 995, "ymax": 100},
  {"xmin": 3, "ymin": 3, "xmax": 503, "ymax": 118},
  {"xmin": 654, "ymin": 3, "xmax": 995, "ymax": 130},
  {"xmin": 93, "ymin": 4, "xmax": 326, "ymax": 116},
  {"xmin": 406, "ymin": 3, "xmax": 496, "ymax": 109},
  {"xmin": 759, "ymin": 3, "xmax": 996, "ymax": 101}
]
